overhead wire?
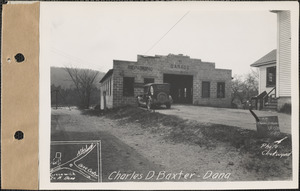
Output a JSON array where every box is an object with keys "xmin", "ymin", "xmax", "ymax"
[{"xmin": 144, "ymin": 11, "xmax": 190, "ymax": 54}]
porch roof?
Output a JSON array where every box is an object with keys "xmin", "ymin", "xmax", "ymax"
[{"xmin": 251, "ymin": 49, "xmax": 276, "ymax": 67}]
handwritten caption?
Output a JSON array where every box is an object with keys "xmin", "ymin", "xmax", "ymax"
[
  {"xmin": 108, "ymin": 170, "xmax": 231, "ymax": 181},
  {"xmin": 50, "ymin": 141, "xmax": 101, "ymax": 182},
  {"xmin": 260, "ymin": 136, "xmax": 292, "ymax": 158}
]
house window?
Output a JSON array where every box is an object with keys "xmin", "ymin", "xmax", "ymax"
[
  {"xmin": 144, "ymin": 78, "xmax": 154, "ymax": 84},
  {"xmin": 202, "ymin": 81, "xmax": 210, "ymax": 98},
  {"xmin": 123, "ymin": 77, "xmax": 134, "ymax": 96},
  {"xmin": 217, "ymin": 82, "xmax": 225, "ymax": 98},
  {"xmin": 266, "ymin": 66, "xmax": 276, "ymax": 87}
]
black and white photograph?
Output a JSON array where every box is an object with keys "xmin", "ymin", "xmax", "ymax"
[{"xmin": 38, "ymin": 1, "xmax": 299, "ymax": 190}]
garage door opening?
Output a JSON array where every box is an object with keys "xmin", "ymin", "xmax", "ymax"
[{"xmin": 163, "ymin": 74, "xmax": 193, "ymax": 104}]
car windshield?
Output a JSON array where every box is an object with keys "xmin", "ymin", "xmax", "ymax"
[
  {"xmin": 155, "ymin": 84, "xmax": 169, "ymax": 90},
  {"xmin": 144, "ymin": 86, "xmax": 149, "ymax": 93}
]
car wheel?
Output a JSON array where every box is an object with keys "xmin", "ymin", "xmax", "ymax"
[{"xmin": 166, "ymin": 103, "xmax": 171, "ymax": 109}]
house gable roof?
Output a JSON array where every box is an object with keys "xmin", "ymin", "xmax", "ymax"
[{"xmin": 251, "ymin": 49, "xmax": 276, "ymax": 67}]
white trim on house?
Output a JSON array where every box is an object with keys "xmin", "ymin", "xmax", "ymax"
[{"xmin": 277, "ymin": 11, "xmax": 291, "ymax": 98}]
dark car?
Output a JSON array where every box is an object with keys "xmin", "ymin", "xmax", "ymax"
[{"xmin": 137, "ymin": 83, "xmax": 173, "ymax": 109}]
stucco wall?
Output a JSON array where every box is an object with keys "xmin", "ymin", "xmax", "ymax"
[{"xmin": 100, "ymin": 75, "xmax": 114, "ymax": 109}]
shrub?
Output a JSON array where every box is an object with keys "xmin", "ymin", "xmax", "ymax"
[{"xmin": 279, "ymin": 103, "xmax": 291, "ymax": 114}]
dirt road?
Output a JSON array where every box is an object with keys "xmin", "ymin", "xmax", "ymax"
[
  {"xmin": 51, "ymin": 108, "xmax": 292, "ymax": 182},
  {"xmin": 51, "ymin": 109, "xmax": 162, "ymax": 182},
  {"xmin": 156, "ymin": 105, "xmax": 291, "ymax": 134}
]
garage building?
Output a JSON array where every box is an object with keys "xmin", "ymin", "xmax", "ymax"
[{"xmin": 100, "ymin": 54, "xmax": 232, "ymax": 109}]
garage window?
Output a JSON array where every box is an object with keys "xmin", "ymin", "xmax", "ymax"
[
  {"xmin": 144, "ymin": 78, "xmax": 154, "ymax": 84},
  {"xmin": 123, "ymin": 77, "xmax": 134, "ymax": 96},
  {"xmin": 202, "ymin": 81, "xmax": 210, "ymax": 98},
  {"xmin": 217, "ymin": 82, "xmax": 225, "ymax": 98}
]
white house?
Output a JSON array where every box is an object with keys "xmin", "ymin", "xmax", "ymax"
[
  {"xmin": 251, "ymin": 11, "xmax": 291, "ymax": 111},
  {"xmin": 251, "ymin": 49, "xmax": 277, "ymax": 95}
]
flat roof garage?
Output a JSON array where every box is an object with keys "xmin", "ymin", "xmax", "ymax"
[{"xmin": 100, "ymin": 54, "xmax": 232, "ymax": 109}]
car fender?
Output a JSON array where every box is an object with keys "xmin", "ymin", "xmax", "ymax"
[
  {"xmin": 169, "ymin": 95, "xmax": 173, "ymax": 103},
  {"xmin": 136, "ymin": 95, "xmax": 145, "ymax": 105}
]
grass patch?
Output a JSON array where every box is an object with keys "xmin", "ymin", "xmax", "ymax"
[
  {"xmin": 81, "ymin": 108, "xmax": 103, "ymax": 116},
  {"xmin": 83, "ymin": 106, "xmax": 292, "ymax": 179},
  {"xmin": 102, "ymin": 106, "xmax": 291, "ymax": 148}
]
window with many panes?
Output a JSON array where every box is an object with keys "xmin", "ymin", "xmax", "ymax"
[
  {"xmin": 123, "ymin": 77, "xmax": 134, "ymax": 96},
  {"xmin": 217, "ymin": 82, "xmax": 225, "ymax": 98},
  {"xmin": 202, "ymin": 81, "xmax": 210, "ymax": 98},
  {"xmin": 266, "ymin": 66, "xmax": 276, "ymax": 87}
]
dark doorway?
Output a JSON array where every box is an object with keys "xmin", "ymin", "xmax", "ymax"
[{"xmin": 163, "ymin": 74, "xmax": 193, "ymax": 104}]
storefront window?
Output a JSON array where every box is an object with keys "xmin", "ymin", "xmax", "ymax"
[
  {"xmin": 202, "ymin": 81, "xmax": 210, "ymax": 98},
  {"xmin": 123, "ymin": 77, "xmax": 134, "ymax": 96},
  {"xmin": 217, "ymin": 82, "xmax": 225, "ymax": 98}
]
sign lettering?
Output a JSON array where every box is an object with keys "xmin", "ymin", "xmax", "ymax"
[
  {"xmin": 170, "ymin": 63, "xmax": 189, "ymax": 70},
  {"xmin": 128, "ymin": 65, "xmax": 153, "ymax": 71},
  {"xmin": 256, "ymin": 116, "xmax": 281, "ymax": 137}
]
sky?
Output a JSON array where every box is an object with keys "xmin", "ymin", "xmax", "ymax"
[{"xmin": 42, "ymin": 2, "xmax": 277, "ymax": 77}]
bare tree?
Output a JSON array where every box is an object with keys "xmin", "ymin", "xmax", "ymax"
[
  {"xmin": 64, "ymin": 67, "xmax": 99, "ymax": 109},
  {"xmin": 231, "ymin": 75, "xmax": 244, "ymax": 105},
  {"xmin": 243, "ymin": 69, "xmax": 259, "ymax": 100},
  {"xmin": 231, "ymin": 70, "xmax": 259, "ymax": 108}
]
